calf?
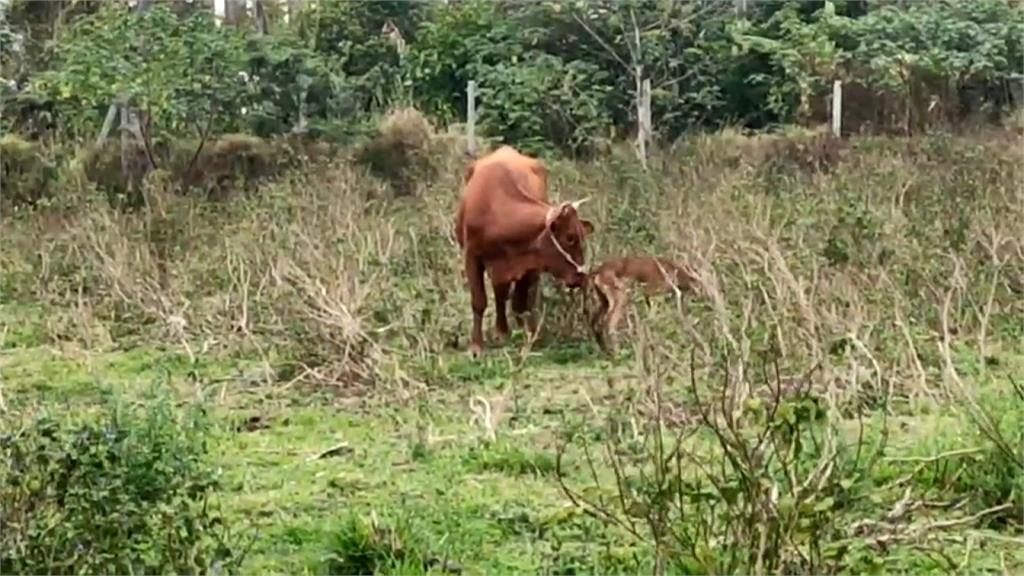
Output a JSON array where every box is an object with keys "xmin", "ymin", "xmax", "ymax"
[{"xmin": 587, "ymin": 255, "xmax": 703, "ymax": 353}]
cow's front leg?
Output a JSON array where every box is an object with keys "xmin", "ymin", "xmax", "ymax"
[
  {"xmin": 493, "ymin": 279, "xmax": 511, "ymax": 344},
  {"xmin": 512, "ymin": 270, "xmax": 540, "ymax": 337},
  {"xmin": 465, "ymin": 253, "xmax": 487, "ymax": 358}
]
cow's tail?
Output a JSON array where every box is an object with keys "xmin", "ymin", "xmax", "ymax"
[{"xmin": 453, "ymin": 200, "xmax": 467, "ymax": 247}]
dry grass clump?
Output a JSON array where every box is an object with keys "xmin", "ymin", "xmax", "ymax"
[
  {"xmin": 74, "ymin": 134, "xmax": 333, "ymax": 204},
  {"xmin": 679, "ymin": 125, "xmax": 847, "ymax": 176},
  {"xmin": 1, "ymin": 134, "xmax": 55, "ymax": 206},
  {"xmin": 355, "ymin": 107, "xmax": 440, "ymax": 197}
]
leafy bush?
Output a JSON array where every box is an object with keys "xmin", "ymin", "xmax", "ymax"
[
  {"xmin": 28, "ymin": 3, "xmax": 250, "ymax": 139},
  {"xmin": 476, "ymin": 53, "xmax": 613, "ymax": 157},
  {"xmin": 0, "ymin": 393, "xmax": 248, "ymax": 574},
  {"xmin": 294, "ymin": 0, "xmax": 425, "ymax": 115},
  {"xmin": 839, "ymin": 0, "xmax": 1024, "ymax": 130}
]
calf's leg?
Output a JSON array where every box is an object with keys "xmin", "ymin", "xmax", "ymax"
[
  {"xmin": 465, "ymin": 253, "xmax": 487, "ymax": 358},
  {"xmin": 605, "ymin": 283, "xmax": 630, "ymax": 355},
  {"xmin": 589, "ymin": 284, "xmax": 611, "ymax": 353}
]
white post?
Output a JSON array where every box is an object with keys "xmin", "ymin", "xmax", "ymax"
[
  {"xmin": 214, "ymin": 0, "xmax": 227, "ymax": 26},
  {"xmin": 635, "ymin": 77, "xmax": 651, "ymax": 169},
  {"xmin": 831, "ymin": 80, "xmax": 843, "ymax": 137},
  {"xmin": 466, "ymin": 80, "xmax": 477, "ymax": 156},
  {"xmin": 96, "ymin": 102, "xmax": 119, "ymax": 147}
]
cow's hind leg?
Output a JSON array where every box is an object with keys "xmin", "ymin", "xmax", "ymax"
[
  {"xmin": 493, "ymin": 279, "xmax": 511, "ymax": 344},
  {"xmin": 465, "ymin": 253, "xmax": 487, "ymax": 358},
  {"xmin": 512, "ymin": 270, "xmax": 540, "ymax": 338}
]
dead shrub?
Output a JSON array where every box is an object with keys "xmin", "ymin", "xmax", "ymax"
[
  {"xmin": 79, "ymin": 140, "xmax": 152, "ymax": 204},
  {"xmin": 355, "ymin": 107, "xmax": 439, "ymax": 197},
  {"xmin": 175, "ymin": 133, "xmax": 274, "ymax": 199},
  {"xmin": 682, "ymin": 127, "xmax": 847, "ymax": 175},
  {"xmin": 77, "ymin": 134, "xmax": 333, "ymax": 203},
  {"xmin": 779, "ymin": 130, "xmax": 847, "ymax": 173},
  {"xmin": 1, "ymin": 134, "xmax": 56, "ymax": 207}
]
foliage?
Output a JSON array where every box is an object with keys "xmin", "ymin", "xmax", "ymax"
[
  {"xmin": 4, "ymin": 0, "xmax": 1023, "ymax": 151},
  {"xmin": 403, "ymin": 0, "xmax": 515, "ymax": 124},
  {"xmin": 476, "ymin": 53, "xmax": 614, "ymax": 157},
  {"xmin": 0, "ymin": 392, "xmax": 249, "ymax": 574},
  {"xmin": 29, "ymin": 3, "xmax": 251, "ymax": 140},
  {"xmin": 731, "ymin": 2, "xmax": 843, "ymax": 125},
  {"xmin": 841, "ymin": 0, "xmax": 1023, "ymax": 92},
  {"xmin": 243, "ymin": 31, "xmax": 333, "ymax": 136},
  {"xmin": 294, "ymin": 0, "xmax": 427, "ymax": 115}
]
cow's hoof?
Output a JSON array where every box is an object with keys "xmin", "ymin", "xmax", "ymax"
[
  {"xmin": 494, "ymin": 330, "xmax": 509, "ymax": 345},
  {"xmin": 468, "ymin": 343, "xmax": 484, "ymax": 359}
]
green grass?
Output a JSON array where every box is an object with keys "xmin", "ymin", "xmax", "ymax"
[
  {"xmin": 0, "ymin": 317, "xmax": 635, "ymax": 572},
  {"xmin": 4, "ymin": 300, "xmax": 1022, "ymax": 573}
]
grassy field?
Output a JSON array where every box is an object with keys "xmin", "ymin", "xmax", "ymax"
[{"xmin": 2, "ymin": 129, "xmax": 1023, "ymax": 574}]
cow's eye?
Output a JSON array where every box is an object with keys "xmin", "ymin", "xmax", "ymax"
[{"xmin": 566, "ymin": 233, "xmax": 579, "ymax": 246}]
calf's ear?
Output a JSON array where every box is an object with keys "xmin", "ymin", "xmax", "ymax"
[{"xmin": 581, "ymin": 219, "xmax": 595, "ymax": 235}]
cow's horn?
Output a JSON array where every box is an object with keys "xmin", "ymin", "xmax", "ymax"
[
  {"xmin": 571, "ymin": 197, "xmax": 591, "ymax": 210},
  {"xmin": 545, "ymin": 205, "xmax": 559, "ymax": 226}
]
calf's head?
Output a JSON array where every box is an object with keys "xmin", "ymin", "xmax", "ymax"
[{"xmin": 538, "ymin": 200, "xmax": 595, "ymax": 288}]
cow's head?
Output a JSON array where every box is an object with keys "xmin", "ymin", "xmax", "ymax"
[{"xmin": 539, "ymin": 199, "xmax": 595, "ymax": 288}]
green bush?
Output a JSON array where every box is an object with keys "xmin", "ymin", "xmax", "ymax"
[
  {"xmin": 0, "ymin": 393, "xmax": 248, "ymax": 574},
  {"xmin": 28, "ymin": 3, "xmax": 251, "ymax": 140},
  {"xmin": 476, "ymin": 53, "xmax": 613, "ymax": 157},
  {"xmin": 325, "ymin": 513, "xmax": 431, "ymax": 575}
]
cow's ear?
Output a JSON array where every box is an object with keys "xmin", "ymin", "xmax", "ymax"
[{"xmin": 581, "ymin": 219, "xmax": 595, "ymax": 236}]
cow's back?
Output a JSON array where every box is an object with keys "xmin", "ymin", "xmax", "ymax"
[
  {"xmin": 457, "ymin": 147, "xmax": 551, "ymax": 258},
  {"xmin": 463, "ymin": 146, "xmax": 549, "ymax": 203}
]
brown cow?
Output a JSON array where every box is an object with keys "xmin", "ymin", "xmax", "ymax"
[
  {"xmin": 455, "ymin": 146, "xmax": 595, "ymax": 358},
  {"xmin": 587, "ymin": 254, "xmax": 703, "ymax": 354}
]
